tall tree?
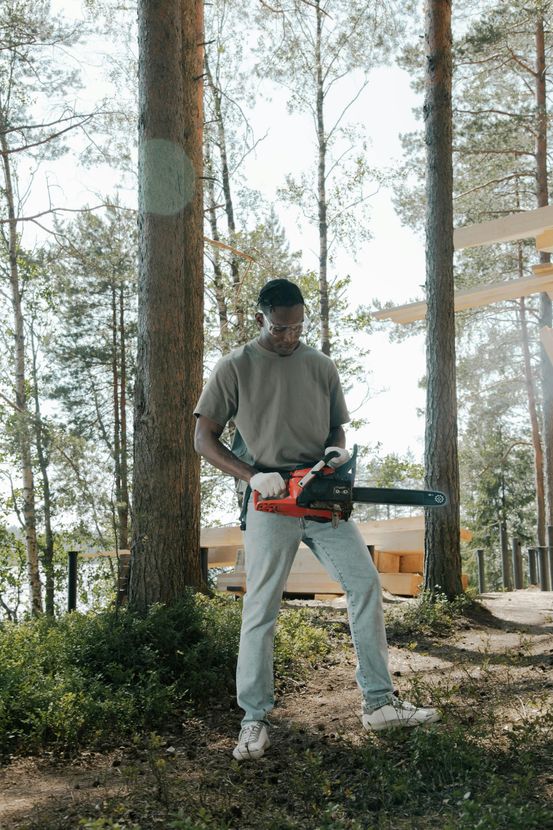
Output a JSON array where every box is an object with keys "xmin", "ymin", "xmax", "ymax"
[
  {"xmin": 50, "ymin": 205, "xmax": 137, "ymax": 552},
  {"xmin": 423, "ymin": 0, "xmax": 462, "ymax": 596},
  {"xmin": 0, "ymin": 0, "xmax": 86, "ymax": 615},
  {"xmin": 129, "ymin": 0, "xmax": 205, "ymax": 610},
  {"xmin": 256, "ymin": 0, "xmax": 392, "ymax": 355}
]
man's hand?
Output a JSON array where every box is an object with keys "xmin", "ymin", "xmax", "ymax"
[
  {"xmin": 324, "ymin": 446, "xmax": 350, "ymax": 468},
  {"xmin": 249, "ymin": 471, "xmax": 287, "ymax": 498}
]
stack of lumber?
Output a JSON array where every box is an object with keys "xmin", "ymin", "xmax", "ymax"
[{"xmin": 203, "ymin": 516, "xmax": 471, "ymax": 598}]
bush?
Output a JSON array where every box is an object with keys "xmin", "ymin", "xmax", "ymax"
[
  {"xmin": 386, "ymin": 589, "xmax": 478, "ymax": 641},
  {"xmin": 0, "ymin": 594, "xmax": 330, "ymax": 754}
]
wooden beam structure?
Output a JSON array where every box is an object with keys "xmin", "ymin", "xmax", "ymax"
[
  {"xmin": 375, "ymin": 205, "xmax": 553, "ymax": 325},
  {"xmin": 372, "ymin": 272, "xmax": 553, "ymax": 324},
  {"xmin": 453, "ymin": 204, "xmax": 553, "ymax": 251}
]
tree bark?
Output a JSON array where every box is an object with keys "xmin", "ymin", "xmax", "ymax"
[
  {"xmin": 423, "ymin": 0, "xmax": 462, "ymax": 597},
  {"xmin": 130, "ymin": 0, "xmax": 205, "ymax": 611},
  {"xmin": 0, "ymin": 127, "xmax": 43, "ymax": 616},
  {"xmin": 111, "ymin": 284, "xmax": 123, "ymax": 548},
  {"xmin": 519, "ymin": 293, "xmax": 546, "ymax": 547},
  {"xmin": 316, "ymin": 0, "xmax": 331, "ymax": 356},
  {"xmin": 535, "ymin": 12, "xmax": 553, "ymax": 527},
  {"xmin": 30, "ymin": 326, "xmax": 55, "ymax": 616},
  {"xmin": 205, "ymin": 137, "xmax": 230, "ymax": 343},
  {"xmin": 119, "ymin": 283, "xmax": 129, "ymax": 550}
]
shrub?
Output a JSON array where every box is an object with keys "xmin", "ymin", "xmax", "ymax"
[{"xmin": 0, "ymin": 593, "xmax": 330, "ymax": 754}]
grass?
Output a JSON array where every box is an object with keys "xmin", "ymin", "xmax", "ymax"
[{"xmin": 3, "ymin": 592, "xmax": 553, "ymax": 830}]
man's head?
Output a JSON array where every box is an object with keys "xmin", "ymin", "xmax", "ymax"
[{"xmin": 255, "ymin": 278, "xmax": 307, "ymax": 356}]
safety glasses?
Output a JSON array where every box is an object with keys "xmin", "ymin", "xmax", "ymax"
[{"xmin": 262, "ymin": 312, "xmax": 308, "ymax": 336}]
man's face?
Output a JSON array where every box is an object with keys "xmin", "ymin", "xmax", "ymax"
[{"xmin": 255, "ymin": 303, "xmax": 306, "ymax": 356}]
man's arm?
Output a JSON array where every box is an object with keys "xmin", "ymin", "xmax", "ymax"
[
  {"xmin": 326, "ymin": 425, "xmax": 346, "ymax": 449},
  {"xmin": 194, "ymin": 415, "xmax": 257, "ymax": 484}
]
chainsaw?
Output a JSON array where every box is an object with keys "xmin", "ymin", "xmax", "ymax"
[{"xmin": 253, "ymin": 446, "xmax": 447, "ymax": 527}]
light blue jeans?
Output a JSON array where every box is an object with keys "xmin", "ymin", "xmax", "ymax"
[{"xmin": 237, "ymin": 498, "xmax": 394, "ymax": 725}]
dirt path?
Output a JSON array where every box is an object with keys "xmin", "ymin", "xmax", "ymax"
[{"xmin": 1, "ymin": 591, "xmax": 552, "ymax": 830}]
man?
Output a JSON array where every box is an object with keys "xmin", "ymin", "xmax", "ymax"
[{"xmin": 194, "ymin": 278, "xmax": 439, "ymax": 762}]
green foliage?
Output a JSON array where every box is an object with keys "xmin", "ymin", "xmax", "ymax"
[
  {"xmin": 0, "ymin": 593, "xmax": 238, "ymax": 753},
  {"xmin": 385, "ymin": 589, "xmax": 479, "ymax": 641},
  {"xmin": 274, "ymin": 608, "xmax": 331, "ymax": 680},
  {"xmin": 0, "ymin": 594, "xmax": 331, "ymax": 755}
]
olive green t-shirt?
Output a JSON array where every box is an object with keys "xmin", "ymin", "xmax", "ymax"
[{"xmin": 194, "ymin": 339, "xmax": 350, "ymax": 471}]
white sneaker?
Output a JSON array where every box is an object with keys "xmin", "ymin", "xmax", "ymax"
[
  {"xmin": 232, "ymin": 721, "xmax": 271, "ymax": 761},
  {"xmin": 363, "ymin": 698, "xmax": 440, "ymax": 731}
]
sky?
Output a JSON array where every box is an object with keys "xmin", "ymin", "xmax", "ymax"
[{"xmin": 45, "ymin": 0, "xmax": 429, "ymax": 461}]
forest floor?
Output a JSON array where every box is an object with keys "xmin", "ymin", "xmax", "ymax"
[{"xmin": 1, "ymin": 590, "xmax": 553, "ymax": 830}]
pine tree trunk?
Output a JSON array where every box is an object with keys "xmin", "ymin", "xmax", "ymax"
[
  {"xmin": 423, "ymin": 0, "xmax": 462, "ymax": 597},
  {"xmin": 205, "ymin": 138, "xmax": 230, "ymax": 343},
  {"xmin": 535, "ymin": 13, "xmax": 553, "ymax": 528},
  {"xmin": 1, "ymin": 128, "xmax": 43, "ymax": 616},
  {"xmin": 519, "ymin": 295, "xmax": 546, "ymax": 545},
  {"xmin": 205, "ymin": 55, "xmax": 243, "ymax": 339},
  {"xmin": 130, "ymin": 0, "xmax": 205, "ymax": 611},
  {"xmin": 30, "ymin": 326, "xmax": 55, "ymax": 616},
  {"xmin": 119, "ymin": 284, "xmax": 129, "ymax": 550},
  {"xmin": 111, "ymin": 285, "xmax": 123, "ymax": 547},
  {"xmin": 316, "ymin": 0, "xmax": 330, "ymax": 356}
]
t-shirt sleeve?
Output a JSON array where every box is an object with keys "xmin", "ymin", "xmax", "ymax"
[
  {"xmin": 194, "ymin": 356, "xmax": 238, "ymax": 427},
  {"xmin": 329, "ymin": 364, "xmax": 350, "ymax": 427}
]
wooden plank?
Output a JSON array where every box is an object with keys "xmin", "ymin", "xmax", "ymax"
[
  {"xmin": 372, "ymin": 273, "xmax": 553, "ymax": 324},
  {"xmin": 201, "ymin": 525, "xmax": 243, "ymax": 547},
  {"xmin": 206, "ymin": 545, "xmax": 242, "ymax": 567},
  {"xmin": 399, "ymin": 552, "xmax": 424, "ymax": 573},
  {"xmin": 536, "ymin": 229, "xmax": 553, "ymax": 253},
  {"xmin": 379, "ymin": 572, "xmax": 422, "ymax": 597},
  {"xmin": 79, "ymin": 549, "xmax": 130, "ymax": 559},
  {"xmin": 373, "ymin": 551, "xmax": 401, "ymax": 573},
  {"xmin": 532, "ymin": 262, "xmax": 553, "ymax": 276},
  {"xmin": 453, "ymin": 204, "xmax": 553, "ymax": 250},
  {"xmin": 284, "ymin": 573, "xmax": 343, "ymax": 594}
]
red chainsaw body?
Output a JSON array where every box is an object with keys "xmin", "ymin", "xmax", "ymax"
[{"xmin": 253, "ymin": 465, "xmax": 338, "ymax": 520}]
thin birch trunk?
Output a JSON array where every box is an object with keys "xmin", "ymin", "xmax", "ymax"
[
  {"xmin": 30, "ymin": 325, "xmax": 55, "ymax": 616},
  {"xmin": 119, "ymin": 283, "xmax": 129, "ymax": 550},
  {"xmin": 205, "ymin": 53, "xmax": 243, "ymax": 339},
  {"xmin": 0, "ymin": 126, "xmax": 42, "ymax": 616},
  {"xmin": 111, "ymin": 284, "xmax": 123, "ymax": 548},
  {"xmin": 316, "ymin": 0, "xmax": 330, "ymax": 356},
  {"xmin": 205, "ymin": 138, "xmax": 230, "ymax": 343}
]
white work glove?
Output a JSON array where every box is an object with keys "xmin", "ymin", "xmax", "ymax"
[
  {"xmin": 249, "ymin": 471, "xmax": 287, "ymax": 498},
  {"xmin": 324, "ymin": 446, "xmax": 350, "ymax": 468}
]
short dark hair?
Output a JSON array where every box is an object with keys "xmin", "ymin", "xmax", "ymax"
[{"xmin": 257, "ymin": 278, "xmax": 305, "ymax": 312}]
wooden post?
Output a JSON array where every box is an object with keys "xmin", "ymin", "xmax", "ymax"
[
  {"xmin": 476, "ymin": 549, "xmax": 486, "ymax": 594},
  {"xmin": 538, "ymin": 546, "xmax": 549, "ymax": 590},
  {"xmin": 528, "ymin": 548, "xmax": 538, "ymax": 585},
  {"xmin": 67, "ymin": 551, "xmax": 78, "ymax": 612},
  {"xmin": 500, "ymin": 522, "xmax": 512, "ymax": 590},
  {"xmin": 511, "ymin": 538, "xmax": 524, "ymax": 589}
]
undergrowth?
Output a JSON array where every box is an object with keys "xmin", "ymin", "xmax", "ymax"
[
  {"xmin": 0, "ymin": 593, "xmax": 330, "ymax": 755},
  {"xmin": 385, "ymin": 589, "xmax": 479, "ymax": 641}
]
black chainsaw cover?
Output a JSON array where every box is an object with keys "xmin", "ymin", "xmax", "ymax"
[{"xmin": 296, "ymin": 476, "xmax": 352, "ymax": 506}]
